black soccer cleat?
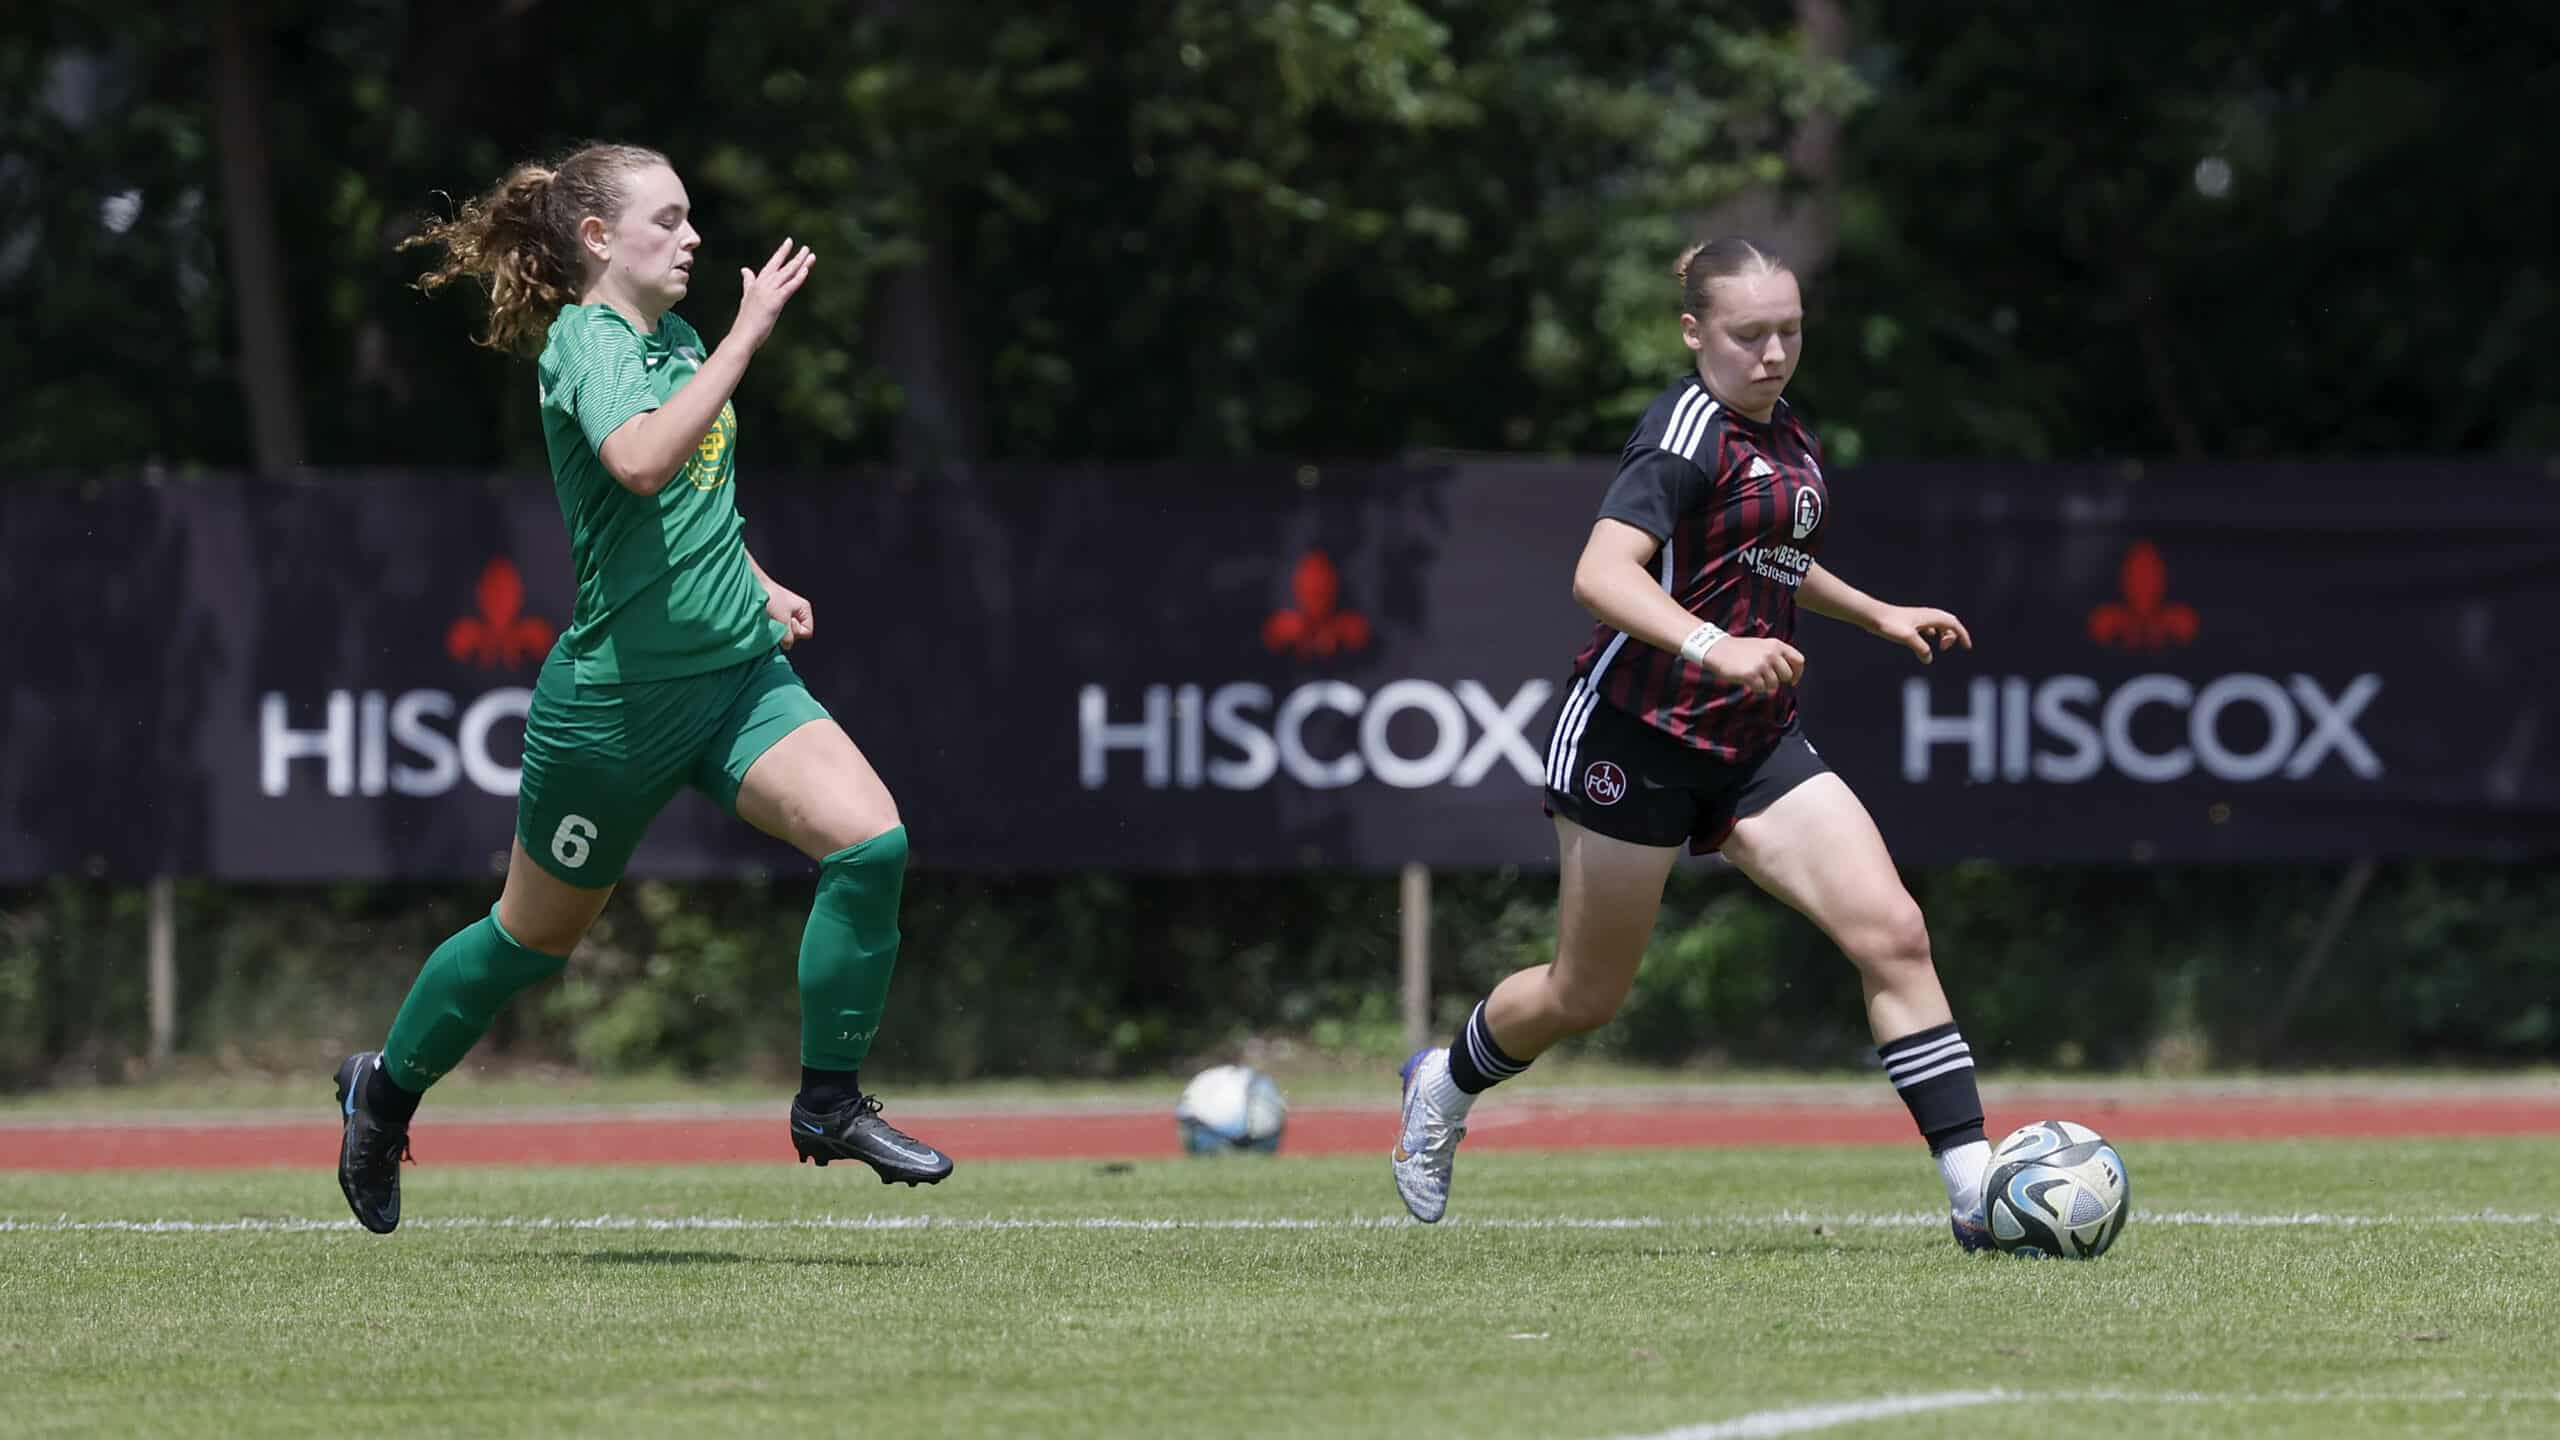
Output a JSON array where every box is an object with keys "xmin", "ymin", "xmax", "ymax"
[
  {"xmin": 333, "ymin": 1051, "xmax": 412, "ymax": 1235},
  {"xmin": 789, "ymin": 1093, "xmax": 953, "ymax": 1186}
]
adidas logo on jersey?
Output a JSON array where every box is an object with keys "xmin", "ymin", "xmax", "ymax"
[{"xmin": 1748, "ymin": 457, "xmax": 1775, "ymax": 478}]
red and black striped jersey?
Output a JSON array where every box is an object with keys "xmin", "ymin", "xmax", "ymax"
[{"xmin": 1566, "ymin": 374, "xmax": 1831, "ymax": 759}]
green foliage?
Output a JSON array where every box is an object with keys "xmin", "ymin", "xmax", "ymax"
[
  {"xmin": 1823, "ymin": 4, "xmax": 2557, "ymax": 459},
  {"xmin": 13, "ymin": 0, "xmax": 1852, "ymax": 469},
  {"xmin": 14, "ymin": 8, "xmax": 2548, "ymax": 468},
  {"xmin": 549, "ymin": 878, "xmax": 803, "ymax": 1075},
  {"xmin": 1610, "ymin": 881, "xmax": 1817, "ymax": 1062},
  {"xmin": 6, "ymin": 861, "xmax": 2556, "ymax": 1091},
  {"xmin": 0, "ymin": 880, "xmax": 144, "ymax": 1088},
  {"xmin": 4, "ymin": 13, "xmax": 243, "ymax": 468},
  {"xmin": 2295, "ymin": 865, "xmax": 2560, "ymax": 1060}
]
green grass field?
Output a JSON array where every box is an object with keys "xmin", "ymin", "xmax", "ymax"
[{"xmin": 7, "ymin": 1140, "xmax": 2559, "ymax": 1438}]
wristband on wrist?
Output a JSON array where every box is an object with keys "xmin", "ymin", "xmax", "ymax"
[{"xmin": 1678, "ymin": 621, "xmax": 1727, "ymax": 665}]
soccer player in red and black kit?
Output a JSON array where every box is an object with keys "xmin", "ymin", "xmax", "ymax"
[{"xmin": 1391, "ymin": 238, "xmax": 1998, "ymax": 1250}]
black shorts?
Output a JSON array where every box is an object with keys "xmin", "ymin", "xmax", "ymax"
[{"xmin": 1542, "ymin": 693, "xmax": 1830, "ymax": 853}]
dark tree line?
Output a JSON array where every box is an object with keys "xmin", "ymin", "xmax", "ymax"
[{"xmin": 9, "ymin": 2, "xmax": 2548, "ymax": 472}]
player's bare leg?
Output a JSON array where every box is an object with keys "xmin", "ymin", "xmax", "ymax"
[
  {"xmin": 734, "ymin": 717, "xmax": 901, "ymax": 860},
  {"xmin": 1486, "ymin": 819, "xmax": 1684, "ymax": 1052},
  {"xmin": 1723, "ymin": 775, "xmax": 1948, "ymax": 1036},
  {"xmin": 493, "ymin": 838, "xmax": 619, "ymax": 955},
  {"xmin": 1395, "ymin": 818, "xmax": 1680, "ymax": 1222},
  {"xmin": 1724, "ymin": 774, "xmax": 1993, "ymax": 1249},
  {"xmin": 736, "ymin": 719, "xmax": 950, "ymax": 1185}
]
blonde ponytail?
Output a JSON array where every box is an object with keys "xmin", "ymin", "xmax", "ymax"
[{"xmin": 401, "ymin": 143, "xmax": 668, "ymax": 355}]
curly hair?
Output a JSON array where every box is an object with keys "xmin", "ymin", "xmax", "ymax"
[{"xmin": 400, "ymin": 143, "xmax": 669, "ymax": 355}]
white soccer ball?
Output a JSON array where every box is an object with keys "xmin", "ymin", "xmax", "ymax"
[
  {"xmin": 1982, "ymin": 1119, "xmax": 2131, "ymax": 1259},
  {"xmin": 1175, "ymin": 1064, "xmax": 1287, "ymax": 1155}
]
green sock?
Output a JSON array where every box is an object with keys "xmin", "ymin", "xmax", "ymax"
[
  {"xmin": 800, "ymin": 825, "xmax": 908, "ymax": 1070},
  {"xmin": 379, "ymin": 908, "xmax": 571, "ymax": 1091}
]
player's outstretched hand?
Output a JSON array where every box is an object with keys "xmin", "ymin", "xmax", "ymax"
[
  {"xmin": 733, "ymin": 238, "xmax": 816, "ymax": 352},
  {"xmin": 1705, "ymin": 637, "xmax": 1805, "ymax": 696},
  {"xmin": 1876, "ymin": 605, "xmax": 1972, "ymax": 665}
]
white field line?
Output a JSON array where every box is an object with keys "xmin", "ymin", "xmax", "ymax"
[
  {"xmin": 1606, "ymin": 1386, "xmax": 2560, "ymax": 1440},
  {"xmin": 0, "ymin": 1215, "xmax": 1662, "ymax": 1235},
  {"xmin": 4, "ymin": 1208, "xmax": 2559, "ymax": 1236},
  {"xmin": 1607, "ymin": 1389, "xmax": 2012, "ymax": 1438},
  {"xmin": 2041, "ymin": 1387, "xmax": 2560, "ymax": 1405}
]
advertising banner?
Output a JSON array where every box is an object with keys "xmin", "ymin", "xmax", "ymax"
[{"xmin": 2, "ymin": 462, "xmax": 2551, "ymax": 878}]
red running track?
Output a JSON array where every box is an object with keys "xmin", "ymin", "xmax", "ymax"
[{"xmin": 6, "ymin": 1096, "xmax": 2560, "ymax": 1172}]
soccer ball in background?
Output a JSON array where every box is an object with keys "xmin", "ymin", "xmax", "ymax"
[
  {"xmin": 1175, "ymin": 1064, "xmax": 1287, "ymax": 1155},
  {"xmin": 1982, "ymin": 1119, "xmax": 2131, "ymax": 1258}
]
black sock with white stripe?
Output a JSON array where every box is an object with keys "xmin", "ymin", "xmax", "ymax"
[
  {"xmin": 1878, "ymin": 1021, "xmax": 1990, "ymax": 1212},
  {"xmin": 1446, "ymin": 1001, "xmax": 1530, "ymax": 1095}
]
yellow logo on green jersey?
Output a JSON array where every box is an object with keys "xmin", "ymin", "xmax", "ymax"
[{"xmin": 683, "ymin": 402, "xmax": 737, "ymax": 491}]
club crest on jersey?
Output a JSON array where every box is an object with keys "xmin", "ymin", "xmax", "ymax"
[
  {"xmin": 683, "ymin": 402, "xmax": 737, "ymax": 491},
  {"xmin": 1792, "ymin": 486, "xmax": 1823, "ymax": 540},
  {"xmin": 1582, "ymin": 760, "xmax": 1628, "ymax": 806}
]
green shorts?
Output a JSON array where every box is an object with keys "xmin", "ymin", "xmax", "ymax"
[{"xmin": 516, "ymin": 646, "xmax": 830, "ymax": 885}]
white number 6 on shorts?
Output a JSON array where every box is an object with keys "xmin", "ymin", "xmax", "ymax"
[{"xmin": 550, "ymin": 814, "xmax": 598, "ymax": 869}]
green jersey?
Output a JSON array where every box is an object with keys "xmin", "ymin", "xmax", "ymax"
[{"xmin": 535, "ymin": 303, "xmax": 782, "ymax": 684}]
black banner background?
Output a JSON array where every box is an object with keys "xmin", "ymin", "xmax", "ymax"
[{"xmin": 3, "ymin": 463, "xmax": 2553, "ymax": 879}]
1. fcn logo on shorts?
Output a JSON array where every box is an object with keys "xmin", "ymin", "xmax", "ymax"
[{"xmin": 1582, "ymin": 760, "xmax": 1627, "ymax": 806}]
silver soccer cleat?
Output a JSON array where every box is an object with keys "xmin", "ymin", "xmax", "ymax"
[{"xmin": 1391, "ymin": 1047, "xmax": 1468, "ymax": 1224}]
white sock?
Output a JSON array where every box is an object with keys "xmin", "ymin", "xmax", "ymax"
[
  {"xmin": 1938, "ymin": 1139, "xmax": 1990, "ymax": 1214},
  {"xmin": 1422, "ymin": 1048, "xmax": 1474, "ymax": 1118}
]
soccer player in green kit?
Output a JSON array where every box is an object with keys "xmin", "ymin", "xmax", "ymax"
[{"xmin": 332, "ymin": 143, "xmax": 949, "ymax": 1234}]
